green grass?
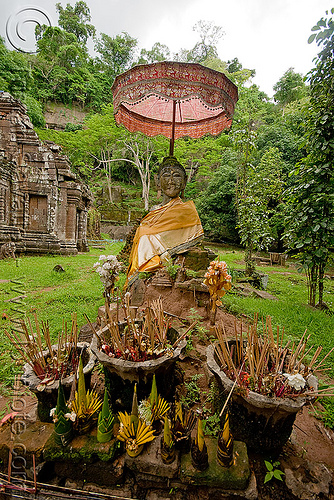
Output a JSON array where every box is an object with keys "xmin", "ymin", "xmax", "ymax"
[{"xmin": 0, "ymin": 242, "xmax": 124, "ymax": 387}]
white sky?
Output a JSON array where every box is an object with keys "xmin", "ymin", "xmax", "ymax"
[{"xmin": 1, "ymin": 0, "xmax": 332, "ymax": 96}]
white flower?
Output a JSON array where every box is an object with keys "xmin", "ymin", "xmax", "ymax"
[
  {"xmin": 99, "ymin": 255, "xmax": 107, "ymax": 261},
  {"xmin": 64, "ymin": 412, "xmax": 77, "ymax": 422},
  {"xmin": 283, "ymin": 373, "xmax": 306, "ymax": 391},
  {"xmin": 93, "ymin": 262, "xmax": 100, "ymax": 268},
  {"xmin": 50, "ymin": 407, "xmax": 56, "ymax": 417}
]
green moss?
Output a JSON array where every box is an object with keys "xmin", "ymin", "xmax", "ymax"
[{"xmin": 43, "ymin": 430, "xmax": 119, "ymax": 463}]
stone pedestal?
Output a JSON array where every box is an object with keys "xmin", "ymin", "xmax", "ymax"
[{"xmin": 180, "ymin": 439, "xmax": 250, "ymax": 490}]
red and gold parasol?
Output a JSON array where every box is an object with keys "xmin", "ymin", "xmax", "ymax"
[{"xmin": 112, "ymin": 61, "xmax": 238, "ymax": 155}]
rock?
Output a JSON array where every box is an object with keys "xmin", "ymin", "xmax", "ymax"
[
  {"xmin": 0, "ymin": 421, "xmax": 54, "ymax": 468},
  {"xmin": 55, "ymin": 455, "xmax": 125, "ymax": 486},
  {"xmin": 130, "ymin": 278, "xmax": 147, "ymax": 306},
  {"xmin": 44, "ymin": 429, "xmax": 119, "ymax": 465},
  {"xmin": 0, "ymin": 242, "xmax": 15, "ymax": 259},
  {"xmin": 285, "ymin": 460, "xmax": 332, "ymax": 499},
  {"xmin": 207, "ymin": 471, "xmax": 258, "ymax": 499},
  {"xmin": 180, "ymin": 439, "xmax": 250, "ymax": 490},
  {"xmin": 65, "ymin": 478, "xmax": 84, "ymax": 489},
  {"xmin": 251, "ymin": 289, "xmax": 278, "ymax": 300},
  {"xmin": 146, "ymin": 489, "xmax": 184, "ymax": 500},
  {"xmin": 182, "ymin": 246, "xmax": 217, "ymax": 272},
  {"xmin": 53, "ymin": 264, "xmax": 65, "ymax": 272},
  {"xmin": 78, "ymin": 322, "xmax": 97, "ymax": 343},
  {"xmin": 83, "ymin": 481, "xmax": 133, "ymax": 498},
  {"xmin": 125, "ymin": 436, "xmax": 180, "ymax": 479}
]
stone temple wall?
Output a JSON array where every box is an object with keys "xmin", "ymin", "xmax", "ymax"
[{"xmin": 0, "ymin": 92, "xmax": 92, "ymax": 254}]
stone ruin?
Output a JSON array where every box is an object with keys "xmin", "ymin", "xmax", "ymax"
[{"xmin": 0, "ymin": 92, "xmax": 92, "ymax": 254}]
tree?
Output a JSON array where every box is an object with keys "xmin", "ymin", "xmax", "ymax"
[
  {"xmin": 95, "ymin": 32, "xmax": 137, "ymax": 79},
  {"xmin": 226, "ymin": 57, "xmax": 255, "ymax": 87},
  {"xmin": 237, "ymin": 148, "xmax": 283, "ymax": 274},
  {"xmin": 273, "ymin": 68, "xmax": 307, "ymax": 115},
  {"xmin": 230, "ymin": 81, "xmax": 285, "ymax": 273},
  {"xmin": 176, "ymin": 21, "xmax": 224, "ymax": 64},
  {"xmin": 284, "ymin": 9, "xmax": 334, "ymax": 308},
  {"xmin": 138, "ymin": 42, "xmax": 170, "ymax": 64},
  {"xmin": 0, "ymin": 37, "xmax": 32, "ymax": 95},
  {"xmin": 56, "ymin": 1, "xmax": 96, "ymax": 43},
  {"xmin": 197, "ymin": 159, "xmax": 239, "ymax": 242}
]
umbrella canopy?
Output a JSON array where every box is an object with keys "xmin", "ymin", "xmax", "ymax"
[{"xmin": 112, "ymin": 61, "xmax": 238, "ymax": 155}]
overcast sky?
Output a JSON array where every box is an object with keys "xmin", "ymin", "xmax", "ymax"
[{"xmin": 1, "ymin": 0, "xmax": 332, "ymax": 96}]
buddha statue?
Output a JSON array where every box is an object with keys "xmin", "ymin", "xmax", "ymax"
[{"xmin": 126, "ymin": 157, "xmax": 204, "ymax": 285}]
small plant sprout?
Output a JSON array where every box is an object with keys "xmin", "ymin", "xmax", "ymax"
[
  {"xmin": 203, "ymin": 260, "xmax": 232, "ymax": 325},
  {"xmin": 264, "ymin": 460, "xmax": 285, "ymax": 483}
]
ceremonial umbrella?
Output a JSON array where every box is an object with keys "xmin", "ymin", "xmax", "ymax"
[{"xmin": 111, "ymin": 61, "xmax": 238, "ymax": 155}]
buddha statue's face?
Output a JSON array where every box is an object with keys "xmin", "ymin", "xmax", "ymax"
[{"xmin": 160, "ymin": 166, "xmax": 186, "ymax": 202}]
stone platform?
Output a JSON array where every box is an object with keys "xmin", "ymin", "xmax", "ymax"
[
  {"xmin": 180, "ymin": 439, "xmax": 249, "ymax": 489},
  {"xmin": 0, "ymin": 418, "xmax": 257, "ymax": 498}
]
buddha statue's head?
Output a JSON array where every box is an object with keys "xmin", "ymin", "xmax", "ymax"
[{"xmin": 157, "ymin": 157, "xmax": 187, "ymax": 205}]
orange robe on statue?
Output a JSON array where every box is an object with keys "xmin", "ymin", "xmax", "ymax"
[{"xmin": 127, "ymin": 197, "xmax": 203, "ymax": 285}]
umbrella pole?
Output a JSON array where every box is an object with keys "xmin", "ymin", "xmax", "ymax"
[{"xmin": 169, "ymin": 100, "xmax": 177, "ymax": 156}]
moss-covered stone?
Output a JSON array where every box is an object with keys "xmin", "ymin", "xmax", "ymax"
[
  {"xmin": 180, "ymin": 439, "xmax": 250, "ymax": 490},
  {"xmin": 0, "ymin": 421, "xmax": 54, "ymax": 470},
  {"xmin": 43, "ymin": 426, "xmax": 120, "ymax": 463},
  {"xmin": 183, "ymin": 247, "xmax": 217, "ymax": 272}
]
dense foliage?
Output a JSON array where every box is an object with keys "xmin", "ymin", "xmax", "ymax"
[
  {"xmin": 284, "ymin": 9, "xmax": 334, "ymax": 307},
  {"xmin": 1, "ymin": 1, "xmax": 332, "ymax": 307}
]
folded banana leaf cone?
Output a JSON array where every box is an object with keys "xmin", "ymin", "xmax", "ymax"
[
  {"xmin": 191, "ymin": 416, "xmax": 208, "ymax": 471},
  {"xmin": 217, "ymin": 411, "xmax": 234, "ymax": 468},
  {"xmin": 54, "ymin": 381, "xmax": 73, "ymax": 446},
  {"xmin": 160, "ymin": 417, "xmax": 175, "ymax": 464},
  {"xmin": 191, "ymin": 439, "xmax": 208, "ymax": 471},
  {"xmin": 97, "ymin": 388, "xmax": 115, "ymax": 443}
]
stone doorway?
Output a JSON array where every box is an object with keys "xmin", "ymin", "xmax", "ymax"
[{"xmin": 29, "ymin": 195, "xmax": 47, "ymax": 231}]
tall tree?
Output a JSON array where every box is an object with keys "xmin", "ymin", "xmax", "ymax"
[
  {"xmin": 273, "ymin": 68, "xmax": 307, "ymax": 115},
  {"xmin": 232, "ymin": 85, "xmax": 274, "ymax": 274},
  {"xmin": 176, "ymin": 21, "xmax": 224, "ymax": 64},
  {"xmin": 237, "ymin": 147, "xmax": 283, "ymax": 274},
  {"xmin": 95, "ymin": 32, "xmax": 137, "ymax": 79},
  {"xmin": 56, "ymin": 1, "xmax": 96, "ymax": 43},
  {"xmin": 0, "ymin": 37, "xmax": 32, "ymax": 95},
  {"xmin": 197, "ymin": 158, "xmax": 239, "ymax": 243},
  {"xmin": 284, "ymin": 9, "xmax": 334, "ymax": 307},
  {"xmin": 137, "ymin": 42, "xmax": 171, "ymax": 65}
]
